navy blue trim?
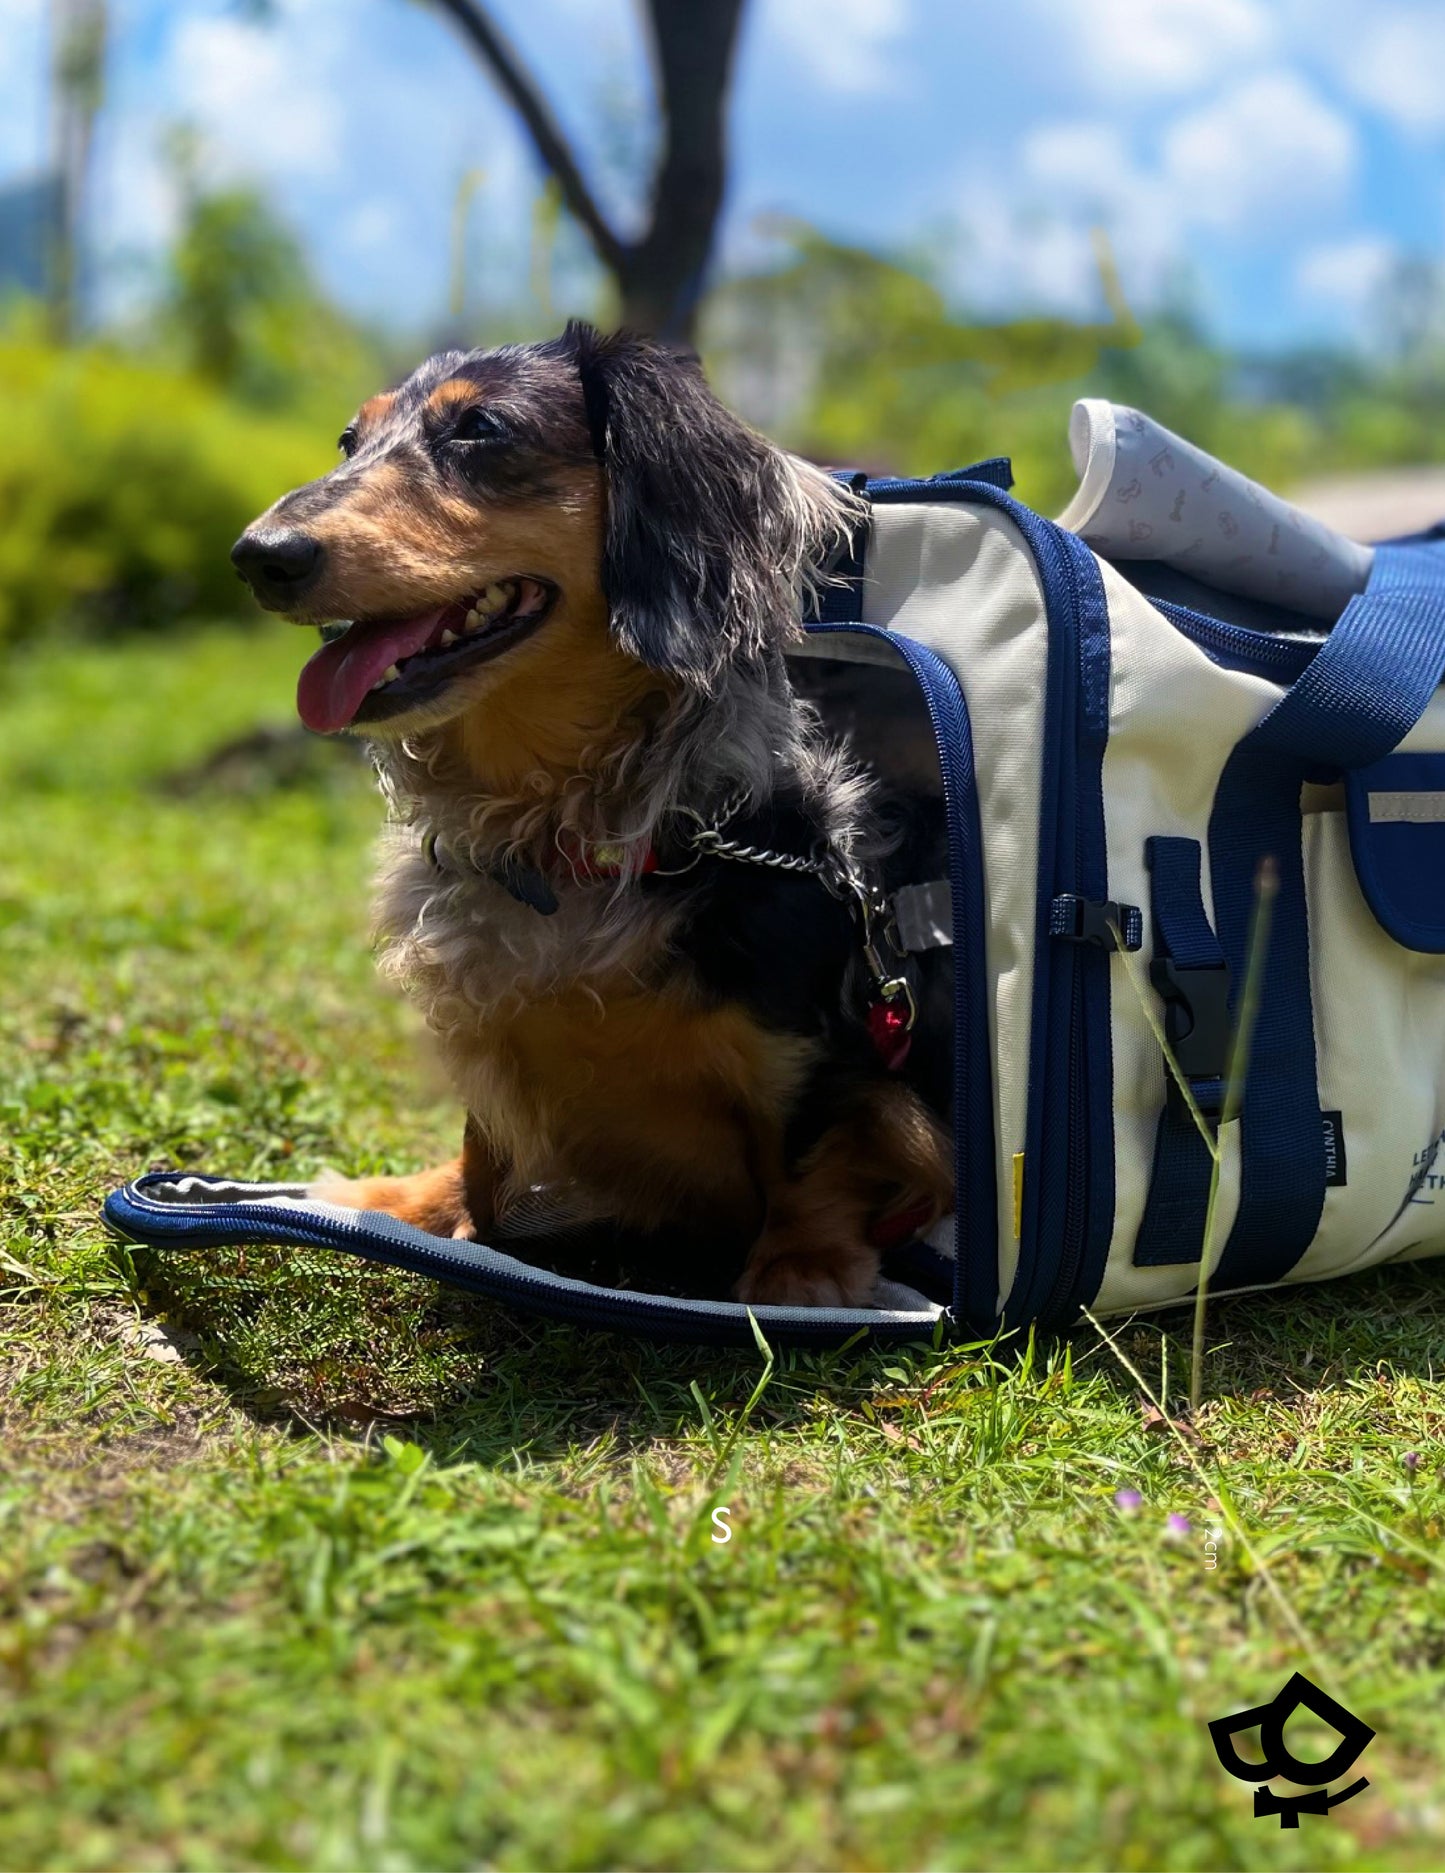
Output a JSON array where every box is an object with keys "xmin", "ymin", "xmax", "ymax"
[
  {"xmin": 812, "ymin": 471, "xmax": 870, "ymax": 625},
  {"xmin": 931, "ymin": 458, "xmax": 1014, "ymax": 491},
  {"xmin": 803, "ymin": 623, "xmax": 999, "ymax": 1333},
  {"xmin": 861, "ymin": 475, "xmax": 1117, "ymax": 1330},
  {"xmin": 1155, "ymin": 600, "xmax": 1319, "ymax": 683},
  {"xmin": 1209, "ymin": 539, "xmax": 1445, "ymax": 1290},
  {"xmin": 103, "ymin": 1177, "xmax": 940, "ymax": 1349},
  {"xmin": 1346, "ymin": 752, "xmax": 1445, "ymax": 953},
  {"xmin": 1133, "ymin": 837, "xmax": 1228, "ymax": 1268}
]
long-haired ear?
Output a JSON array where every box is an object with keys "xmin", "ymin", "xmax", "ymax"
[{"xmin": 564, "ymin": 321, "xmax": 860, "ymax": 692}]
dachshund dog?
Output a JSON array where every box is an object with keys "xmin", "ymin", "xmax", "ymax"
[{"xmin": 231, "ymin": 322, "xmax": 953, "ymax": 1307}]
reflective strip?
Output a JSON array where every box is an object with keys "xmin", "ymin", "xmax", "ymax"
[{"xmin": 1368, "ymin": 791, "xmax": 1445, "ymax": 822}]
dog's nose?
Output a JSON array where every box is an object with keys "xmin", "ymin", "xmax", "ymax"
[{"xmin": 230, "ymin": 527, "xmax": 323, "ymax": 603}]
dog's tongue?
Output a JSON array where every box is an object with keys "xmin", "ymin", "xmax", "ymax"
[{"xmin": 296, "ymin": 609, "xmax": 446, "ymax": 733}]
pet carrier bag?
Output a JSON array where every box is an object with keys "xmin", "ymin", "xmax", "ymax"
[{"xmin": 105, "ymin": 402, "xmax": 1445, "ymax": 1346}]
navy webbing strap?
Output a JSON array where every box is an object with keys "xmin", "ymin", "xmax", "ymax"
[
  {"xmin": 1133, "ymin": 836, "xmax": 1230, "ymax": 1267},
  {"xmin": 813, "ymin": 472, "xmax": 870, "ymax": 624},
  {"xmin": 1209, "ymin": 540, "xmax": 1445, "ymax": 1289}
]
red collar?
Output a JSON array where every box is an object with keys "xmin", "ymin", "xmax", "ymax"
[{"xmin": 558, "ymin": 835, "xmax": 659, "ymax": 881}]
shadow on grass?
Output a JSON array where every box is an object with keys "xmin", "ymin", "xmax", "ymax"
[
  {"xmin": 120, "ymin": 1224, "xmax": 1445, "ymax": 1470},
  {"xmin": 1067, "ymin": 1259, "xmax": 1445, "ymax": 1407},
  {"xmin": 120, "ymin": 1230, "xmax": 880, "ymax": 1466}
]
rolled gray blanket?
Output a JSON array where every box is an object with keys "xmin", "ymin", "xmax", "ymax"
[{"xmin": 1057, "ymin": 398, "xmax": 1373, "ymax": 623}]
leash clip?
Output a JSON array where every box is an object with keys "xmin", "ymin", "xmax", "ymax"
[{"xmin": 827, "ymin": 855, "xmax": 917, "ymax": 1066}]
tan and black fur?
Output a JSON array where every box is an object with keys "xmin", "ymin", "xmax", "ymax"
[{"xmin": 231, "ymin": 323, "xmax": 953, "ymax": 1307}]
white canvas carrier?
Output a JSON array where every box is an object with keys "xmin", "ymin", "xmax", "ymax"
[{"xmin": 106, "ymin": 404, "xmax": 1445, "ymax": 1347}]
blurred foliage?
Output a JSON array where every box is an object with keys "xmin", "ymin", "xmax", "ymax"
[
  {"xmin": 707, "ymin": 227, "xmax": 1445, "ymax": 515},
  {"xmin": 3, "ymin": 190, "xmax": 1444, "ymax": 644},
  {"xmin": 0, "ymin": 169, "xmax": 389, "ymax": 645},
  {"xmin": 161, "ymin": 147, "xmax": 381, "ymax": 412},
  {"xmin": 0, "ymin": 308, "xmax": 333, "ymax": 643}
]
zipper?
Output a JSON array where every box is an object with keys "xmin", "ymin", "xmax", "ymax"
[
  {"xmin": 864, "ymin": 481, "xmax": 1115, "ymax": 1331},
  {"xmin": 1041, "ymin": 529, "xmax": 1110, "ymax": 1327},
  {"xmin": 1154, "ymin": 599, "xmax": 1318, "ymax": 682},
  {"xmin": 1023, "ymin": 523, "xmax": 1114, "ymax": 1328},
  {"xmin": 802, "ymin": 623, "xmax": 998, "ymax": 1332}
]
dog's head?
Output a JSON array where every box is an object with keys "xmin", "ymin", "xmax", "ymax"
[{"xmin": 232, "ymin": 323, "xmax": 857, "ymax": 738}]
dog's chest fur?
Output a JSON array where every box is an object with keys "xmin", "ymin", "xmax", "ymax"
[{"xmin": 371, "ymin": 831, "xmax": 848, "ymax": 1228}]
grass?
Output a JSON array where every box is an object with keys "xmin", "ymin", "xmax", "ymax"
[{"xmin": 3, "ymin": 622, "xmax": 1445, "ymax": 1871}]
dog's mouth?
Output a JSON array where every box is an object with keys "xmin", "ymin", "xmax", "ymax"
[{"xmin": 296, "ymin": 577, "xmax": 556, "ymax": 733}]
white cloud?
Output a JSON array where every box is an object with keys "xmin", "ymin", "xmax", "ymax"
[
  {"xmin": 957, "ymin": 76, "xmax": 1361, "ymax": 326},
  {"xmin": 80, "ymin": 0, "xmax": 553, "ymax": 330},
  {"xmin": 1160, "ymin": 72, "xmax": 1357, "ymax": 233},
  {"xmin": 1304, "ymin": 1, "xmax": 1445, "ymax": 136},
  {"xmin": 1010, "ymin": 120, "xmax": 1178, "ymax": 311},
  {"xmin": 1022, "ymin": 121, "xmax": 1149, "ymax": 215},
  {"xmin": 1295, "ymin": 235, "xmax": 1399, "ymax": 321},
  {"xmin": 759, "ymin": 0, "xmax": 911, "ymax": 97},
  {"xmin": 1028, "ymin": 0, "xmax": 1274, "ymax": 99},
  {"xmin": 167, "ymin": 9, "xmax": 346, "ymax": 186},
  {"xmin": 955, "ymin": 197, "xmax": 1106, "ymax": 318}
]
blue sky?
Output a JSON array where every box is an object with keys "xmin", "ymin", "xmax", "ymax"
[{"xmin": 2, "ymin": 0, "xmax": 1443, "ymax": 350}]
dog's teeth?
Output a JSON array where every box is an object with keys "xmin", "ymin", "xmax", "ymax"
[
  {"xmin": 482, "ymin": 583, "xmax": 507, "ymax": 611},
  {"xmin": 440, "ymin": 628, "xmax": 457, "ymax": 646},
  {"xmin": 465, "ymin": 607, "xmax": 482, "ymax": 629},
  {"xmin": 382, "ymin": 663, "xmax": 401, "ymax": 682},
  {"xmin": 370, "ymin": 680, "xmax": 385, "ymax": 692}
]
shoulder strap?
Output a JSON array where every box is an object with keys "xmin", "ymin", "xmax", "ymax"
[{"xmin": 1250, "ymin": 539, "xmax": 1445, "ymax": 771}]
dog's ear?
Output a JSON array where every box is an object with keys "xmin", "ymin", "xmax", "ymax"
[{"xmin": 564, "ymin": 320, "xmax": 858, "ymax": 692}]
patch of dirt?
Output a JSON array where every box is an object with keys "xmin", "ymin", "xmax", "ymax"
[
  {"xmin": 156, "ymin": 722, "xmax": 364, "ymax": 797},
  {"xmin": 0, "ymin": 1317, "xmax": 263, "ymax": 1524}
]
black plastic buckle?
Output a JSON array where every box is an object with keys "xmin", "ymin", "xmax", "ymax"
[
  {"xmin": 1051, "ymin": 894, "xmax": 1144, "ymax": 952},
  {"xmin": 1149, "ymin": 957, "xmax": 1232, "ymax": 1089}
]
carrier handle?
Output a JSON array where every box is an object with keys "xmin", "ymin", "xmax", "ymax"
[
  {"xmin": 1205, "ymin": 536, "xmax": 1445, "ymax": 1294},
  {"xmin": 1249, "ymin": 540, "xmax": 1445, "ymax": 771}
]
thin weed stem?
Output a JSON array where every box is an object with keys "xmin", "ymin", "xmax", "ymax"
[
  {"xmin": 1109, "ymin": 857, "xmax": 1278, "ymax": 1412},
  {"xmin": 1189, "ymin": 858, "xmax": 1277, "ymax": 1408},
  {"xmin": 1082, "ymin": 1305, "xmax": 1324, "ymax": 1670}
]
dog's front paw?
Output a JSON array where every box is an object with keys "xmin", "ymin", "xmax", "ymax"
[
  {"xmin": 733, "ymin": 1239, "xmax": 878, "ymax": 1309},
  {"xmin": 308, "ymin": 1164, "xmax": 475, "ymax": 1240}
]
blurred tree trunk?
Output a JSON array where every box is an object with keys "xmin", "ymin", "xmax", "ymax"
[
  {"xmin": 47, "ymin": 0, "xmax": 107, "ymax": 342},
  {"xmin": 428, "ymin": 0, "xmax": 745, "ymax": 342}
]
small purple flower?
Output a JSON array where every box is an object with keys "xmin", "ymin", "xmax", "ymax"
[
  {"xmin": 1114, "ymin": 1488, "xmax": 1143, "ymax": 1512},
  {"xmin": 1166, "ymin": 1513, "xmax": 1191, "ymax": 1536},
  {"xmin": 1403, "ymin": 1451, "xmax": 1422, "ymax": 1472}
]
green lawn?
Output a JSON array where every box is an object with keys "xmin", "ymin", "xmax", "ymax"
[{"xmin": 3, "ymin": 623, "xmax": 1444, "ymax": 1871}]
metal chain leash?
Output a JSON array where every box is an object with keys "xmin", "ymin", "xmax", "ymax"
[{"xmin": 670, "ymin": 791, "xmax": 917, "ymax": 1037}]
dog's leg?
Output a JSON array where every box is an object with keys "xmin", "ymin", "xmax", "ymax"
[
  {"xmin": 310, "ymin": 1117, "xmax": 503, "ymax": 1240},
  {"xmin": 735, "ymin": 1082, "xmax": 953, "ymax": 1308}
]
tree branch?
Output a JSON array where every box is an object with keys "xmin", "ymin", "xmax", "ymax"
[{"xmin": 426, "ymin": 0, "xmax": 624, "ymax": 273}]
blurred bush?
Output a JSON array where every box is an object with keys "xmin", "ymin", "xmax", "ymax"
[
  {"xmin": 160, "ymin": 152, "xmax": 381, "ymax": 412},
  {"xmin": 709, "ymin": 226, "xmax": 1445, "ymax": 515},
  {"xmin": 0, "ymin": 318, "xmax": 334, "ymax": 643},
  {"xmin": 0, "ymin": 170, "xmax": 392, "ymax": 647},
  {"xmin": 706, "ymin": 226, "xmax": 1127, "ymax": 509},
  {"xmin": 6, "ymin": 180, "xmax": 1443, "ymax": 647}
]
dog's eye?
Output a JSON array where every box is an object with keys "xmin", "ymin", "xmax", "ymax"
[
  {"xmin": 451, "ymin": 406, "xmax": 510, "ymax": 446},
  {"xmin": 338, "ymin": 425, "xmax": 359, "ymax": 459}
]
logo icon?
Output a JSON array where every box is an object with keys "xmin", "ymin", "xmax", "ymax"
[{"xmin": 1208, "ymin": 1672, "xmax": 1374, "ymax": 1826}]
